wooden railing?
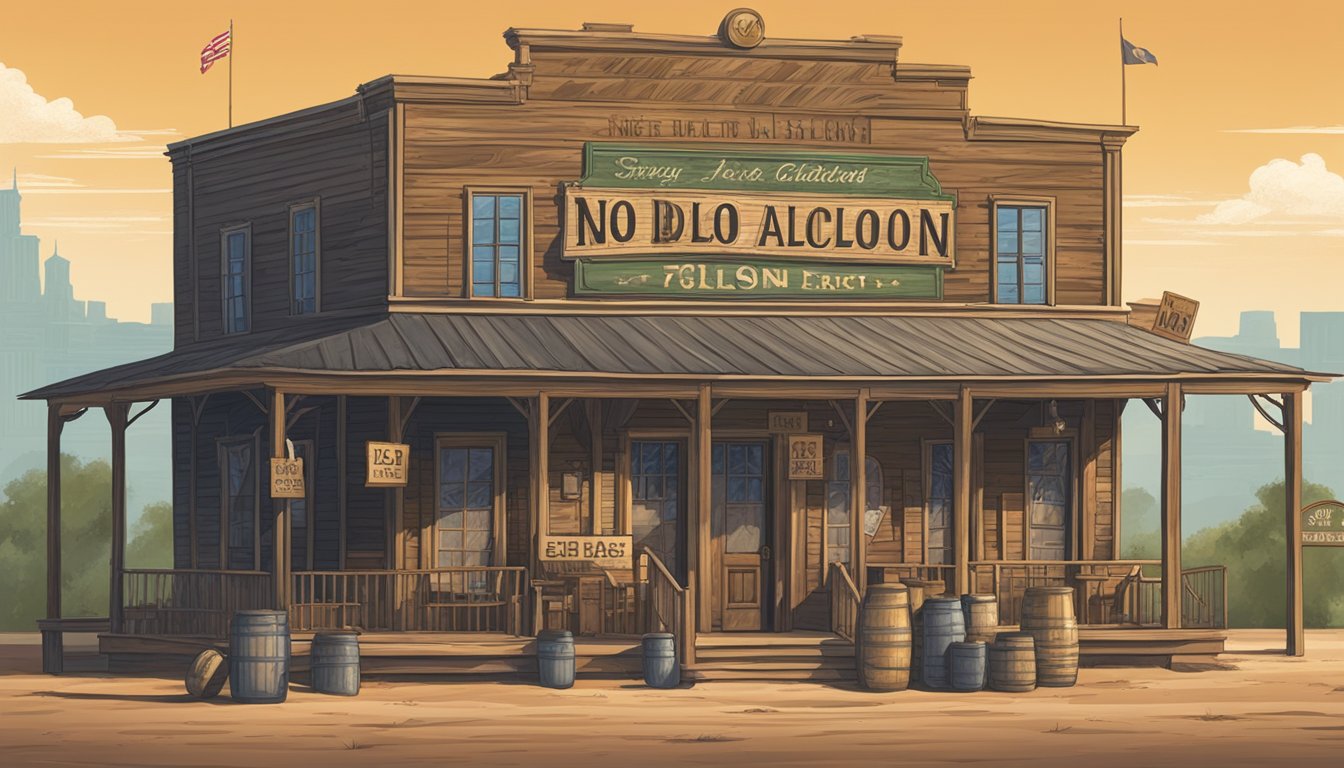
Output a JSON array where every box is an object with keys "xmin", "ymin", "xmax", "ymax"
[
  {"xmin": 1181, "ymin": 565, "xmax": 1228, "ymax": 629},
  {"xmin": 291, "ymin": 567, "xmax": 530, "ymax": 635},
  {"xmin": 968, "ymin": 560, "xmax": 1164, "ymax": 626},
  {"xmin": 636, "ymin": 547, "xmax": 695, "ymax": 668},
  {"xmin": 865, "ymin": 563, "xmax": 956, "ymax": 590},
  {"xmin": 829, "ymin": 561, "xmax": 863, "ymax": 643},
  {"xmin": 122, "ymin": 569, "xmax": 272, "ymax": 638}
]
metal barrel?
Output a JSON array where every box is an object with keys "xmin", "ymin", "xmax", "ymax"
[
  {"xmin": 311, "ymin": 631, "xmax": 361, "ymax": 696},
  {"xmin": 642, "ymin": 633, "xmax": 680, "ymax": 689},
  {"xmin": 537, "ymin": 629, "xmax": 576, "ymax": 689},
  {"xmin": 228, "ymin": 610, "xmax": 290, "ymax": 704},
  {"xmin": 920, "ymin": 597, "xmax": 966, "ymax": 690}
]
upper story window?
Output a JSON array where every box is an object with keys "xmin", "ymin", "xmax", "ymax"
[
  {"xmin": 290, "ymin": 202, "xmax": 319, "ymax": 315},
  {"xmin": 221, "ymin": 225, "xmax": 251, "ymax": 334},
  {"xmin": 993, "ymin": 199, "xmax": 1054, "ymax": 305},
  {"xmin": 467, "ymin": 190, "xmax": 527, "ymax": 298}
]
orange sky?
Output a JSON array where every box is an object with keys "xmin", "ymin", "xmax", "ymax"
[{"xmin": 1, "ymin": 0, "xmax": 1341, "ymax": 344}]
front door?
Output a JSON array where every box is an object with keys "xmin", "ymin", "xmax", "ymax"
[{"xmin": 712, "ymin": 440, "xmax": 770, "ymax": 631}]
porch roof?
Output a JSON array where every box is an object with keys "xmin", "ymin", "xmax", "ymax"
[{"xmin": 21, "ymin": 312, "xmax": 1328, "ymax": 401}]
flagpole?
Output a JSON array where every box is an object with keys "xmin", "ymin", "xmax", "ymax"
[
  {"xmin": 228, "ymin": 19, "xmax": 234, "ymax": 128},
  {"xmin": 1119, "ymin": 17, "xmax": 1127, "ymax": 125}
]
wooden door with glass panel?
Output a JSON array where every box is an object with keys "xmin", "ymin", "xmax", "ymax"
[
  {"xmin": 713, "ymin": 440, "xmax": 770, "ymax": 631},
  {"xmin": 435, "ymin": 438, "xmax": 503, "ymax": 599}
]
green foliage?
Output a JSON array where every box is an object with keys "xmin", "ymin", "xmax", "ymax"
[
  {"xmin": 1120, "ymin": 487, "xmax": 1160, "ymax": 561},
  {"xmin": 0, "ymin": 455, "xmax": 171, "ymax": 630}
]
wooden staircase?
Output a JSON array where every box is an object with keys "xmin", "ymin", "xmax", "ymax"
[{"xmin": 688, "ymin": 631, "xmax": 857, "ymax": 682}]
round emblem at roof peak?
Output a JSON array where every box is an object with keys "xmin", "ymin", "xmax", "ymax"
[{"xmin": 719, "ymin": 8, "xmax": 765, "ymax": 49}]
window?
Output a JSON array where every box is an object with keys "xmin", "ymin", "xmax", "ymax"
[
  {"xmin": 222, "ymin": 226, "xmax": 251, "ymax": 333},
  {"xmin": 219, "ymin": 435, "xmax": 259, "ymax": 570},
  {"xmin": 435, "ymin": 436, "xmax": 505, "ymax": 593},
  {"xmin": 925, "ymin": 441, "xmax": 953, "ymax": 566},
  {"xmin": 630, "ymin": 440, "xmax": 684, "ymax": 575},
  {"xmin": 993, "ymin": 201, "xmax": 1053, "ymax": 305},
  {"xmin": 289, "ymin": 440, "xmax": 315, "ymax": 570},
  {"xmin": 468, "ymin": 191, "xmax": 526, "ymax": 298},
  {"xmin": 827, "ymin": 451, "xmax": 883, "ymax": 567},
  {"xmin": 712, "ymin": 441, "xmax": 766, "ymax": 554},
  {"xmin": 1027, "ymin": 440, "xmax": 1072, "ymax": 560},
  {"xmin": 290, "ymin": 203, "xmax": 319, "ymax": 314}
]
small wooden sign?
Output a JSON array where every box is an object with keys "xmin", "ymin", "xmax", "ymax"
[
  {"xmin": 1151, "ymin": 291, "xmax": 1200, "ymax": 343},
  {"xmin": 787, "ymin": 434, "xmax": 824, "ymax": 480},
  {"xmin": 768, "ymin": 411, "xmax": 807, "ymax": 433},
  {"xmin": 366, "ymin": 441, "xmax": 410, "ymax": 487},
  {"xmin": 1301, "ymin": 499, "xmax": 1344, "ymax": 546},
  {"xmin": 540, "ymin": 535, "xmax": 633, "ymax": 567},
  {"xmin": 269, "ymin": 458, "xmax": 305, "ymax": 499},
  {"xmin": 863, "ymin": 506, "xmax": 888, "ymax": 538}
]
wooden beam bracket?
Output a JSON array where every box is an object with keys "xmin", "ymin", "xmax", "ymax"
[
  {"xmin": 1249, "ymin": 394, "xmax": 1287, "ymax": 434},
  {"xmin": 1143, "ymin": 397, "xmax": 1164, "ymax": 421},
  {"xmin": 927, "ymin": 400, "xmax": 954, "ymax": 426},
  {"xmin": 125, "ymin": 400, "xmax": 160, "ymax": 429},
  {"xmin": 505, "ymin": 396, "xmax": 531, "ymax": 420},
  {"xmin": 398, "ymin": 396, "xmax": 423, "ymax": 435},
  {"xmin": 711, "ymin": 398, "xmax": 731, "ymax": 417},
  {"xmin": 549, "ymin": 397, "xmax": 575, "ymax": 429},
  {"xmin": 241, "ymin": 389, "xmax": 269, "ymax": 416},
  {"xmin": 970, "ymin": 398, "xmax": 997, "ymax": 432},
  {"xmin": 669, "ymin": 399, "xmax": 694, "ymax": 424},
  {"xmin": 829, "ymin": 399, "xmax": 854, "ymax": 438}
]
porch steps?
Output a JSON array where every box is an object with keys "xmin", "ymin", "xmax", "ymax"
[{"xmin": 689, "ymin": 632, "xmax": 857, "ymax": 683}]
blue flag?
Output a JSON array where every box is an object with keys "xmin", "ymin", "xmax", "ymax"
[{"xmin": 1122, "ymin": 37, "xmax": 1159, "ymax": 65}]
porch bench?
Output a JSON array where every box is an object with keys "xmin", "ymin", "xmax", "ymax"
[{"xmin": 37, "ymin": 617, "xmax": 111, "ymax": 675}]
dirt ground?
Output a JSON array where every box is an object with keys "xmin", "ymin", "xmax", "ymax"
[{"xmin": 2, "ymin": 630, "xmax": 1342, "ymax": 768}]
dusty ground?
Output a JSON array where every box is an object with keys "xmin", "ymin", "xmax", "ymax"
[{"xmin": 1, "ymin": 631, "xmax": 1342, "ymax": 768}]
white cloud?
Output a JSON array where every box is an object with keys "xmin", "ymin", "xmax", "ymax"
[
  {"xmin": 1224, "ymin": 126, "xmax": 1344, "ymax": 135},
  {"xmin": 37, "ymin": 145, "xmax": 168, "ymax": 160},
  {"xmin": 1197, "ymin": 153, "xmax": 1344, "ymax": 225},
  {"xmin": 0, "ymin": 62, "xmax": 135, "ymax": 143}
]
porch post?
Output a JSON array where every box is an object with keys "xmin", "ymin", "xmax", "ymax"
[
  {"xmin": 531, "ymin": 392, "xmax": 550, "ymax": 577},
  {"xmin": 271, "ymin": 389, "xmax": 290, "ymax": 611},
  {"xmin": 953, "ymin": 386, "xmax": 973, "ymax": 596},
  {"xmin": 1285, "ymin": 389, "xmax": 1305, "ymax": 656},
  {"xmin": 695, "ymin": 383, "xmax": 712, "ymax": 629},
  {"xmin": 43, "ymin": 403, "xmax": 65, "ymax": 675},
  {"xmin": 1160, "ymin": 382, "xmax": 1183, "ymax": 629},
  {"xmin": 386, "ymin": 396, "xmax": 404, "ymax": 570},
  {"xmin": 105, "ymin": 403, "xmax": 130, "ymax": 635},
  {"xmin": 852, "ymin": 389, "xmax": 868, "ymax": 593}
]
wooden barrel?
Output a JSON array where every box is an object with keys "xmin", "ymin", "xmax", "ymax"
[
  {"xmin": 857, "ymin": 584, "xmax": 912, "ymax": 691},
  {"xmin": 899, "ymin": 579, "xmax": 927, "ymax": 683},
  {"xmin": 919, "ymin": 597, "xmax": 966, "ymax": 690},
  {"xmin": 537, "ymin": 629, "xmax": 576, "ymax": 689},
  {"xmin": 949, "ymin": 641, "xmax": 988, "ymax": 692},
  {"xmin": 228, "ymin": 610, "xmax": 290, "ymax": 704},
  {"xmin": 642, "ymin": 633, "xmax": 679, "ymax": 689},
  {"xmin": 185, "ymin": 648, "xmax": 228, "ymax": 699},
  {"xmin": 961, "ymin": 594, "xmax": 1000, "ymax": 645},
  {"xmin": 1020, "ymin": 587, "xmax": 1079, "ymax": 687},
  {"xmin": 988, "ymin": 632, "xmax": 1037, "ymax": 693},
  {"xmin": 311, "ymin": 631, "xmax": 361, "ymax": 696}
]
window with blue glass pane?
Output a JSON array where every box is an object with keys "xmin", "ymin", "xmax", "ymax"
[
  {"xmin": 223, "ymin": 229, "xmax": 249, "ymax": 333},
  {"xmin": 290, "ymin": 205, "xmax": 318, "ymax": 314},
  {"xmin": 470, "ymin": 193, "xmax": 524, "ymax": 298},
  {"xmin": 995, "ymin": 205, "xmax": 1048, "ymax": 305}
]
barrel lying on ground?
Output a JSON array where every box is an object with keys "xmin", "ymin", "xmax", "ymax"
[
  {"xmin": 185, "ymin": 648, "xmax": 228, "ymax": 699},
  {"xmin": 949, "ymin": 641, "xmax": 987, "ymax": 692},
  {"xmin": 988, "ymin": 632, "xmax": 1037, "ymax": 692},
  {"xmin": 1020, "ymin": 586, "xmax": 1079, "ymax": 687},
  {"xmin": 642, "ymin": 633, "xmax": 679, "ymax": 689},
  {"xmin": 311, "ymin": 631, "xmax": 361, "ymax": 696},
  {"xmin": 538, "ymin": 629, "xmax": 576, "ymax": 689},
  {"xmin": 858, "ymin": 583, "xmax": 912, "ymax": 691},
  {"xmin": 229, "ymin": 610, "xmax": 290, "ymax": 704},
  {"xmin": 920, "ymin": 597, "xmax": 966, "ymax": 690}
]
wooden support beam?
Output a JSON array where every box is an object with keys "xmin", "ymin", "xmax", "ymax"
[
  {"xmin": 1081, "ymin": 400, "xmax": 1098, "ymax": 561},
  {"xmin": 44, "ymin": 403, "xmax": 64, "ymax": 675},
  {"xmin": 1249, "ymin": 394, "xmax": 1286, "ymax": 434},
  {"xmin": 241, "ymin": 389, "xmax": 269, "ymax": 416},
  {"xmin": 696, "ymin": 384, "xmax": 712, "ymax": 629},
  {"xmin": 1160, "ymin": 382, "xmax": 1182, "ymax": 629},
  {"xmin": 336, "ymin": 395, "xmax": 348, "ymax": 570},
  {"xmin": 126, "ymin": 399, "xmax": 159, "ymax": 428},
  {"xmin": 1143, "ymin": 397, "xmax": 1164, "ymax": 420},
  {"xmin": 272, "ymin": 389, "xmax": 290, "ymax": 610},
  {"xmin": 105, "ymin": 403, "xmax": 129, "ymax": 635},
  {"xmin": 866, "ymin": 400, "xmax": 883, "ymax": 422},
  {"xmin": 588, "ymin": 400, "xmax": 604, "ymax": 536},
  {"xmin": 531, "ymin": 392, "xmax": 551, "ymax": 578},
  {"xmin": 829, "ymin": 400, "xmax": 854, "ymax": 438},
  {"xmin": 852, "ymin": 389, "xmax": 868, "ymax": 593},
  {"xmin": 669, "ymin": 399, "xmax": 693, "ymax": 424},
  {"xmin": 711, "ymin": 398, "xmax": 731, "ymax": 417},
  {"xmin": 187, "ymin": 395, "xmax": 210, "ymax": 570},
  {"xmin": 1285, "ymin": 390, "xmax": 1305, "ymax": 656},
  {"xmin": 549, "ymin": 397, "xmax": 574, "ymax": 429},
  {"xmin": 970, "ymin": 398, "xmax": 997, "ymax": 432},
  {"xmin": 505, "ymin": 396, "xmax": 530, "ymax": 420},
  {"xmin": 953, "ymin": 387, "xmax": 973, "ymax": 596},
  {"xmin": 398, "ymin": 396, "xmax": 422, "ymax": 435},
  {"xmin": 928, "ymin": 400, "xmax": 954, "ymax": 426}
]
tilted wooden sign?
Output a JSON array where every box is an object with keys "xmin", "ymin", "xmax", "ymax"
[
  {"xmin": 366, "ymin": 441, "xmax": 410, "ymax": 487},
  {"xmin": 1301, "ymin": 499, "xmax": 1344, "ymax": 546},
  {"xmin": 269, "ymin": 458, "xmax": 305, "ymax": 499},
  {"xmin": 1151, "ymin": 291, "xmax": 1200, "ymax": 343},
  {"xmin": 787, "ymin": 434, "xmax": 824, "ymax": 480},
  {"xmin": 768, "ymin": 411, "xmax": 808, "ymax": 433},
  {"xmin": 540, "ymin": 535, "xmax": 633, "ymax": 567}
]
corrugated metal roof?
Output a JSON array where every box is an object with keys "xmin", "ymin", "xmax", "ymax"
[{"xmin": 22, "ymin": 313, "xmax": 1318, "ymax": 400}]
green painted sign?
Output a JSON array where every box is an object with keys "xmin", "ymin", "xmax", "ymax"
[
  {"xmin": 1302, "ymin": 500, "xmax": 1344, "ymax": 546},
  {"xmin": 573, "ymin": 258, "xmax": 943, "ymax": 299},
  {"xmin": 576, "ymin": 143, "xmax": 956, "ymax": 201}
]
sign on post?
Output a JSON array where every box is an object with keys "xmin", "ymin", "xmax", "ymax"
[
  {"xmin": 366, "ymin": 441, "xmax": 410, "ymax": 487},
  {"xmin": 1151, "ymin": 291, "xmax": 1200, "ymax": 343},
  {"xmin": 540, "ymin": 535, "xmax": 634, "ymax": 568},
  {"xmin": 269, "ymin": 457, "xmax": 305, "ymax": 499},
  {"xmin": 1301, "ymin": 499, "xmax": 1344, "ymax": 546},
  {"xmin": 787, "ymin": 434, "xmax": 824, "ymax": 480}
]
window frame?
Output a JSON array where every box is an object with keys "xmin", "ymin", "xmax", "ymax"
[
  {"xmin": 432, "ymin": 432, "xmax": 508, "ymax": 569},
  {"xmin": 463, "ymin": 187, "xmax": 532, "ymax": 300},
  {"xmin": 217, "ymin": 431, "xmax": 261, "ymax": 571},
  {"xmin": 220, "ymin": 223, "xmax": 252, "ymax": 334},
  {"xmin": 827, "ymin": 449, "xmax": 883, "ymax": 568},
  {"xmin": 990, "ymin": 195, "xmax": 1056, "ymax": 306},
  {"xmin": 287, "ymin": 199, "xmax": 321, "ymax": 316},
  {"xmin": 626, "ymin": 435, "xmax": 689, "ymax": 578},
  {"xmin": 1022, "ymin": 436, "xmax": 1079, "ymax": 562},
  {"xmin": 922, "ymin": 439, "xmax": 954, "ymax": 567}
]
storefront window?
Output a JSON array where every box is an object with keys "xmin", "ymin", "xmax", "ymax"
[{"xmin": 469, "ymin": 192, "xmax": 525, "ymax": 298}]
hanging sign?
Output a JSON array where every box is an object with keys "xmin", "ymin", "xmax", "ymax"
[
  {"xmin": 540, "ymin": 535, "xmax": 633, "ymax": 567},
  {"xmin": 366, "ymin": 441, "xmax": 410, "ymax": 487},
  {"xmin": 1301, "ymin": 499, "xmax": 1344, "ymax": 546},
  {"xmin": 1151, "ymin": 291, "xmax": 1200, "ymax": 343},
  {"xmin": 270, "ymin": 458, "xmax": 306, "ymax": 499},
  {"xmin": 768, "ymin": 411, "xmax": 808, "ymax": 433},
  {"xmin": 787, "ymin": 434, "xmax": 824, "ymax": 480}
]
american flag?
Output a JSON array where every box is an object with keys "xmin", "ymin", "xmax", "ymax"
[{"xmin": 200, "ymin": 29, "xmax": 231, "ymax": 74}]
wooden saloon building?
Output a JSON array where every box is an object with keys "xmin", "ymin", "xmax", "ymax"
[{"xmin": 29, "ymin": 11, "xmax": 1328, "ymax": 679}]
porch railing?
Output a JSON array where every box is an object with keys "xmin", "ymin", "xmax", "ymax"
[
  {"xmin": 865, "ymin": 563, "xmax": 957, "ymax": 590},
  {"xmin": 828, "ymin": 561, "xmax": 862, "ymax": 643},
  {"xmin": 636, "ymin": 547, "xmax": 695, "ymax": 668},
  {"xmin": 122, "ymin": 569, "xmax": 272, "ymax": 638},
  {"xmin": 1181, "ymin": 565, "xmax": 1228, "ymax": 629},
  {"xmin": 291, "ymin": 567, "xmax": 530, "ymax": 635}
]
